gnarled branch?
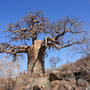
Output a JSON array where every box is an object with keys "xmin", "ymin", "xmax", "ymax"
[{"xmin": 0, "ymin": 44, "xmax": 28, "ymax": 53}]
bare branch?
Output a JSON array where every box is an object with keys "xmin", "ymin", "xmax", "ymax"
[
  {"xmin": 0, "ymin": 45, "xmax": 28, "ymax": 53},
  {"xmin": 4, "ymin": 10, "xmax": 50, "ymax": 44},
  {"xmin": 48, "ymin": 41, "xmax": 83, "ymax": 50}
]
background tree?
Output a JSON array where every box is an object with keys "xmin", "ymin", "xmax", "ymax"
[
  {"xmin": 0, "ymin": 10, "xmax": 87, "ymax": 75},
  {"xmin": 73, "ymin": 33, "xmax": 90, "ymax": 55},
  {"xmin": 49, "ymin": 56, "xmax": 61, "ymax": 69}
]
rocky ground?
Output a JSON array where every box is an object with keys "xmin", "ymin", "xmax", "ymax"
[{"xmin": 0, "ymin": 54, "xmax": 90, "ymax": 90}]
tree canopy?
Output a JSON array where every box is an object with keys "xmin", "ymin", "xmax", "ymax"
[{"xmin": 0, "ymin": 10, "xmax": 87, "ymax": 61}]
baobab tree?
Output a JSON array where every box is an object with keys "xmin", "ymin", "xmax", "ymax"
[{"xmin": 0, "ymin": 10, "xmax": 86, "ymax": 75}]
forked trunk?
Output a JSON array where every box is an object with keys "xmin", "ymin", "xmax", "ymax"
[{"xmin": 27, "ymin": 40, "xmax": 46, "ymax": 75}]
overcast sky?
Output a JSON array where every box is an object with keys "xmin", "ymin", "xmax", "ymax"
[{"xmin": 0, "ymin": 0, "xmax": 90, "ymax": 71}]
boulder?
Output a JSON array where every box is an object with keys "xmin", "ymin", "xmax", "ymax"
[
  {"xmin": 51, "ymin": 80, "xmax": 75, "ymax": 90},
  {"xmin": 49, "ymin": 70, "xmax": 61, "ymax": 82},
  {"xmin": 77, "ymin": 78, "xmax": 89, "ymax": 87},
  {"xmin": 74, "ymin": 66, "xmax": 89, "ymax": 80},
  {"xmin": 30, "ymin": 77, "xmax": 50, "ymax": 90},
  {"xmin": 49, "ymin": 73, "xmax": 59, "ymax": 82},
  {"xmin": 85, "ymin": 86, "xmax": 90, "ymax": 90},
  {"xmin": 33, "ymin": 85, "xmax": 41, "ymax": 90}
]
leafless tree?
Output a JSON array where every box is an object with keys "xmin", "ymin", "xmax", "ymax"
[
  {"xmin": 0, "ymin": 10, "xmax": 87, "ymax": 75},
  {"xmin": 49, "ymin": 57, "xmax": 61, "ymax": 69},
  {"xmin": 72, "ymin": 32, "xmax": 90, "ymax": 55}
]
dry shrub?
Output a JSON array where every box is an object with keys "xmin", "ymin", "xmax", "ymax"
[{"xmin": 0, "ymin": 59, "xmax": 20, "ymax": 89}]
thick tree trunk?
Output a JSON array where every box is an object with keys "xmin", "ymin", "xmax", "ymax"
[{"xmin": 27, "ymin": 40, "xmax": 46, "ymax": 75}]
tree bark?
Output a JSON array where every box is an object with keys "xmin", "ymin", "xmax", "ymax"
[{"xmin": 27, "ymin": 40, "xmax": 46, "ymax": 75}]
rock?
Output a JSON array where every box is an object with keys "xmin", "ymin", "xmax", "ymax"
[
  {"xmin": 30, "ymin": 77, "xmax": 50, "ymax": 89},
  {"xmin": 85, "ymin": 86, "xmax": 90, "ymax": 90},
  {"xmin": 73, "ymin": 87, "xmax": 80, "ymax": 90},
  {"xmin": 74, "ymin": 66, "xmax": 89, "ymax": 80},
  {"xmin": 33, "ymin": 85, "xmax": 41, "ymax": 90},
  {"xmin": 49, "ymin": 70, "xmax": 64, "ymax": 82},
  {"xmin": 78, "ymin": 66, "xmax": 89, "ymax": 75},
  {"xmin": 83, "ymin": 72, "xmax": 90, "ymax": 84},
  {"xmin": 43, "ymin": 85, "xmax": 52, "ymax": 90},
  {"xmin": 50, "ymin": 70, "xmax": 61, "ymax": 79},
  {"xmin": 77, "ymin": 78, "xmax": 89, "ymax": 87},
  {"xmin": 51, "ymin": 80, "xmax": 75, "ymax": 90},
  {"xmin": 49, "ymin": 73, "xmax": 59, "ymax": 82},
  {"xmin": 60, "ymin": 71, "xmax": 75, "ymax": 82}
]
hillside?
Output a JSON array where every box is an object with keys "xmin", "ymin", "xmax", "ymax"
[{"xmin": 0, "ymin": 54, "xmax": 90, "ymax": 90}]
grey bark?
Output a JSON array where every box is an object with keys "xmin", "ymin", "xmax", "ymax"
[{"xmin": 27, "ymin": 40, "xmax": 46, "ymax": 75}]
